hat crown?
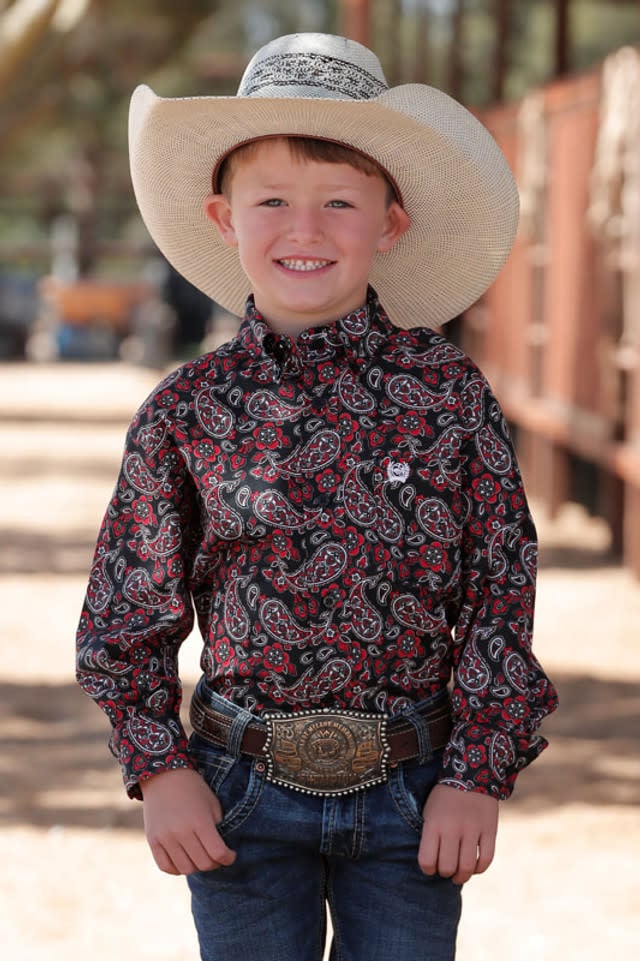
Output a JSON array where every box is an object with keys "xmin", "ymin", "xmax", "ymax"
[{"xmin": 237, "ymin": 33, "xmax": 389, "ymax": 102}]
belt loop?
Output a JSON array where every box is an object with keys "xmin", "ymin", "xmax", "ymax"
[
  {"xmin": 400, "ymin": 706, "xmax": 433, "ymax": 764},
  {"xmin": 226, "ymin": 710, "xmax": 253, "ymax": 759}
]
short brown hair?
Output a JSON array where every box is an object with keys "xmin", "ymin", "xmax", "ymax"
[{"xmin": 216, "ymin": 136, "xmax": 398, "ymax": 205}]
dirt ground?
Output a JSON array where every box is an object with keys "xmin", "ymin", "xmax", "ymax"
[{"xmin": 0, "ymin": 359, "xmax": 639, "ymax": 961}]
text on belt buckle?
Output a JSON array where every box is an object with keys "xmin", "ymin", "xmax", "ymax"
[{"xmin": 262, "ymin": 709, "xmax": 390, "ymax": 796}]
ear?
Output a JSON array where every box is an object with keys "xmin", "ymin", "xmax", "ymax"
[
  {"xmin": 204, "ymin": 193, "xmax": 238, "ymax": 247},
  {"xmin": 377, "ymin": 202, "xmax": 411, "ymax": 253}
]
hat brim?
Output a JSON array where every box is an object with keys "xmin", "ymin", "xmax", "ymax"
[{"xmin": 129, "ymin": 84, "xmax": 519, "ymax": 330}]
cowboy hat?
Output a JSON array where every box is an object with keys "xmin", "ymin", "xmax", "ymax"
[{"xmin": 128, "ymin": 32, "xmax": 519, "ymax": 329}]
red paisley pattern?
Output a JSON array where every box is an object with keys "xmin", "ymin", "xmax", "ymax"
[{"xmin": 76, "ymin": 289, "xmax": 558, "ymax": 800}]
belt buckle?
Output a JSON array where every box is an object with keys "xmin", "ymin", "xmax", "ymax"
[{"xmin": 263, "ymin": 709, "xmax": 390, "ymax": 796}]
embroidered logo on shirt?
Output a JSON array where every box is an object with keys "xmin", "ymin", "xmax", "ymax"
[{"xmin": 386, "ymin": 460, "xmax": 410, "ymax": 484}]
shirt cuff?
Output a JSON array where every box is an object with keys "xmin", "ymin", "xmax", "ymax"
[
  {"xmin": 109, "ymin": 715, "xmax": 196, "ymax": 800},
  {"xmin": 438, "ymin": 721, "xmax": 550, "ymax": 799}
]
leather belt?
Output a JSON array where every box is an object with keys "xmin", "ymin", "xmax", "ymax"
[{"xmin": 190, "ymin": 689, "xmax": 451, "ymax": 796}]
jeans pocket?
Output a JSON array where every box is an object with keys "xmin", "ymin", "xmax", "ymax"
[
  {"xmin": 387, "ymin": 752, "xmax": 443, "ymax": 833},
  {"xmin": 189, "ymin": 733, "xmax": 264, "ymax": 836}
]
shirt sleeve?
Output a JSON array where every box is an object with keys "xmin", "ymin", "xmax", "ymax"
[
  {"xmin": 75, "ymin": 390, "xmax": 200, "ymax": 799},
  {"xmin": 438, "ymin": 368, "xmax": 558, "ymax": 799}
]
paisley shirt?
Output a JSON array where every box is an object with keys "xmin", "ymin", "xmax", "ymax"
[{"xmin": 76, "ymin": 289, "xmax": 558, "ymax": 800}]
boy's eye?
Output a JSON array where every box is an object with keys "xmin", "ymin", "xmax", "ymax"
[
  {"xmin": 326, "ymin": 199, "xmax": 353, "ymax": 208},
  {"xmin": 261, "ymin": 198, "xmax": 286, "ymax": 207}
]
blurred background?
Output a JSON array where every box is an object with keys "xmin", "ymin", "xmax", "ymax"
[
  {"xmin": 2, "ymin": 0, "xmax": 640, "ymax": 573},
  {"xmin": 1, "ymin": 3, "xmax": 639, "ymax": 960}
]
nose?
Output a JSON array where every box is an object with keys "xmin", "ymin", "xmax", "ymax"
[{"xmin": 286, "ymin": 207, "xmax": 323, "ymax": 245}]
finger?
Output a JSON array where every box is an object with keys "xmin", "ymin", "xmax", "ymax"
[
  {"xmin": 452, "ymin": 836, "xmax": 479, "ymax": 885},
  {"xmin": 146, "ymin": 836, "xmax": 179, "ymax": 875},
  {"xmin": 148, "ymin": 839, "xmax": 195, "ymax": 876},
  {"xmin": 155, "ymin": 840, "xmax": 232, "ymax": 876},
  {"xmin": 474, "ymin": 830, "xmax": 496, "ymax": 875},
  {"xmin": 434, "ymin": 835, "xmax": 461, "ymax": 880},
  {"xmin": 418, "ymin": 828, "xmax": 440, "ymax": 876}
]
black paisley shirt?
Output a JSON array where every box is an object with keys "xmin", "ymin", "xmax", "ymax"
[{"xmin": 76, "ymin": 289, "xmax": 558, "ymax": 800}]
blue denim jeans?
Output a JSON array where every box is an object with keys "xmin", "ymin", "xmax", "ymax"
[{"xmin": 187, "ymin": 683, "xmax": 462, "ymax": 961}]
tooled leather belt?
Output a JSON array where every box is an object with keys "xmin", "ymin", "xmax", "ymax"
[{"xmin": 190, "ymin": 689, "xmax": 451, "ymax": 797}]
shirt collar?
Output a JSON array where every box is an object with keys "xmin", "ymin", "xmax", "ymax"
[{"xmin": 236, "ymin": 287, "xmax": 394, "ymax": 374}]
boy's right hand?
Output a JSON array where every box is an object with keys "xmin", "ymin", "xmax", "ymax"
[{"xmin": 140, "ymin": 768, "xmax": 237, "ymax": 875}]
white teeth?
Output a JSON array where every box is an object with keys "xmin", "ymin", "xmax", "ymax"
[{"xmin": 279, "ymin": 258, "xmax": 331, "ymax": 271}]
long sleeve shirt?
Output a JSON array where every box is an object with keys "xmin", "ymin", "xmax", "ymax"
[{"xmin": 76, "ymin": 288, "xmax": 558, "ymax": 800}]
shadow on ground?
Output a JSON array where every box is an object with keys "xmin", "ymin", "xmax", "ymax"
[
  {"xmin": 0, "ymin": 529, "xmax": 99, "ymax": 575},
  {"xmin": 1, "ymin": 671, "xmax": 637, "ymax": 831},
  {"xmin": 509, "ymin": 670, "xmax": 640, "ymax": 809},
  {"xmin": 538, "ymin": 543, "xmax": 623, "ymax": 571}
]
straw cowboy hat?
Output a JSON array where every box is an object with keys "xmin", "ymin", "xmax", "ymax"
[{"xmin": 128, "ymin": 33, "xmax": 519, "ymax": 329}]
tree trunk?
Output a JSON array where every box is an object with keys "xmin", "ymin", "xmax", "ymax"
[
  {"xmin": 449, "ymin": 0, "xmax": 464, "ymax": 100},
  {"xmin": 414, "ymin": 0, "xmax": 430, "ymax": 85},
  {"xmin": 492, "ymin": 0, "xmax": 510, "ymax": 103},
  {"xmin": 554, "ymin": 0, "xmax": 571, "ymax": 76}
]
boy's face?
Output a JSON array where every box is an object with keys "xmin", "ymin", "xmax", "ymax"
[{"xmin": 205, "ymin": 139, "xmax": 410, "ymax": 336}]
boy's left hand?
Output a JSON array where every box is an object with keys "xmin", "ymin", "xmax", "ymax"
[{"xmin": 418, "ymin": 783, "xmax": 499, "ymax": 884}]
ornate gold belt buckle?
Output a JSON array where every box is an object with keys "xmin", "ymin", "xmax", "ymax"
[{"xmin": 262, "ymin": 709, "xmax": 390, "ymax": 796}]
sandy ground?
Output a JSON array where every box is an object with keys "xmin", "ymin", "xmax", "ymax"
[{"xmin": 0, "ymin": 359, "xmax": 639, "ymax": 961}]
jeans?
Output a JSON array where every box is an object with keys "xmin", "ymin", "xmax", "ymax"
[{"xmin": 187, "ymin": 682, "xmax": 462, "ymax": 961}]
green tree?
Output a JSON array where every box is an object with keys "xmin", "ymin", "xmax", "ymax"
[
  {"xmin": 0, "ymin": 0, "xmax": 340, "ymax": 269},
  {"xmin": 1, "ymin": 0, "xmax": 221, "ymax": 271}
]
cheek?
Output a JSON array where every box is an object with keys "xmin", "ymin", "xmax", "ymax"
[
  {"xmin": 356, "ymin": 224, "xmax": 388, "ymax": 261},
  {"xmin": 236, "ymin": 212, "xmax": 276, "ymax": 248},
  {"xmin": 335, "ymin": 218, "xmax": 373, "ymax": 250},
  {"xmin": 353, "ymin": 213, "xmax": 389, "ymax": 250},
  {"xmin": 233, "ymin": 221, "xmax": 275, "ymax": 281},
  {"xmin": 232, "ymin": 219, "xmax": 264, "ymax": 258}
]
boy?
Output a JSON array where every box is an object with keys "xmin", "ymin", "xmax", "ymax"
[{"xmin": 76, "ymin": 33, "xmax": 558, "ymax": 961}]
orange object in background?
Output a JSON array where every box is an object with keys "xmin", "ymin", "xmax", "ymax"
[{"xmin": 38, "ymin": 276, "xmax": 152, "ymax": 335}]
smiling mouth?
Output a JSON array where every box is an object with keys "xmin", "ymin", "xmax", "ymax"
[{"xmin": 277, "ymin": 258, "xmax": 334, "ymax": 272}]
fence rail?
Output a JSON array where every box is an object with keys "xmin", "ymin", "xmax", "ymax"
[{"xmin": 463, "ymin": 48, "xmax": 640, "ymax": 576}]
